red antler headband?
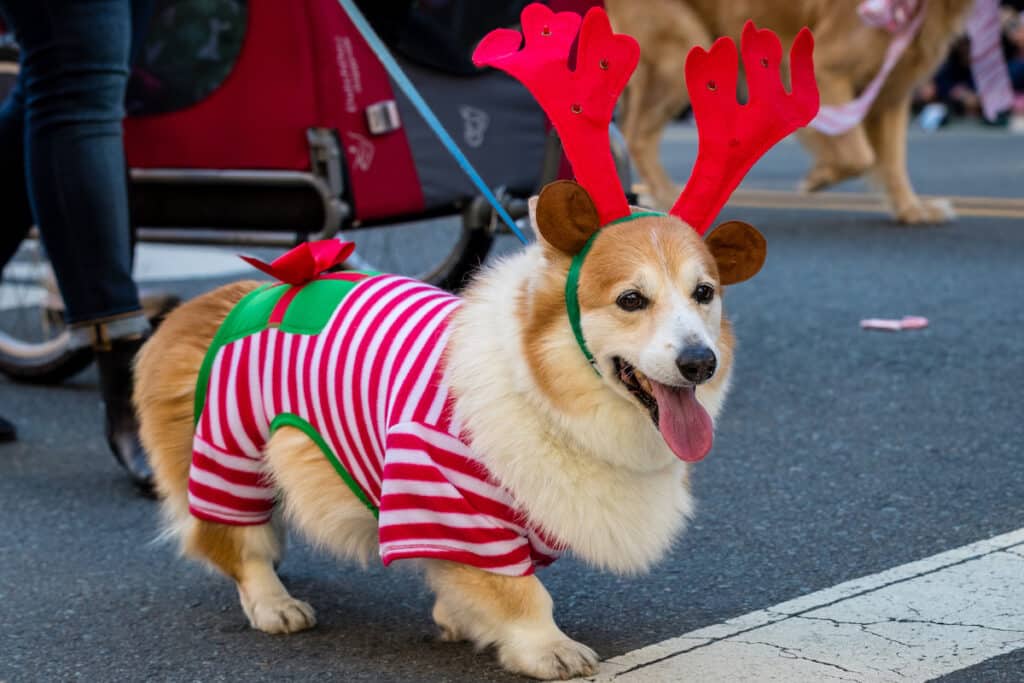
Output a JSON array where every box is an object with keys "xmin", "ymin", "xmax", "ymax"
[
  {"xmin": 473, "ymin": 4, "xmax": 820, "ymax": 235},
  {"xmin": 473, "ymin": 4, "xmax": 638, "ymax": 225},
  {"xmin": 674, "ymin": 23, "xmax": 819, "ymax": 233}
]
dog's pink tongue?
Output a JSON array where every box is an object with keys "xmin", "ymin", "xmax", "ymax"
[{"xmin": 649, "ymin": 382, "xmax": 713, "ymax": 462}]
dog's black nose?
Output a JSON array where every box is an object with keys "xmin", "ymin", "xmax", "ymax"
[{"xmin": 676, "ymin": 345, "xmax": 717, "ymax": 384}]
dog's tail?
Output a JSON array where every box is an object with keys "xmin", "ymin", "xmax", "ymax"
[{"xmin": 134, "ymin": 280, "xmax": 264, "ymax": 540}]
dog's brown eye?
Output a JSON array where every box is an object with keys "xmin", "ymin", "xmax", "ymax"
[
  {"xmin": 693, "ymin": 284, "xmax": 715, "ymax": 304},
  {"xmin": 616, "ymin": 290, "xmax": 648, "ymax": 311}
]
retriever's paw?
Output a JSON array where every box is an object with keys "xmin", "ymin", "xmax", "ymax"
[
  {"xmin": 798, "ymin": 165, "xmax": 841, "ymax": 193},
  {"xmin": 244, "ymin": 594, "xmax": 316, "ymax": 634},
  {"xmin": 498, "ymin": 631, "xmax": 599, "ymax": 681},
  {"xmin": 895, "ymin": 197, "xmax": 955, "ymax": 224},
  {"xmin": 634, "ymin": 182, "xmax": 683, "ymax": 213}
]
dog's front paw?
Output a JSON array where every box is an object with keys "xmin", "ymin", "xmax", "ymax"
[
  {"xmin": 431, "ymin": 599, "xmax": 466, "ymax": 642},
  {"xmin": 498, "ymin": 631, "xmax": 599, "ymax": 681},
  {"xmin": 244, "ymin": 594, "xmax": 317, "ymax": 634},
  {"xmin": 895, "ymin": 197, "xmax": 955, "ymax": 224}
]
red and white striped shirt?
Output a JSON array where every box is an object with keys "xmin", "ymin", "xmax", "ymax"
[{"xmin": 189, "ymin": 274, "xmax": 560, "ymax": 576}]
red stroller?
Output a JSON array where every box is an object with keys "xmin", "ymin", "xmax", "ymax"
[
  {"xmin": 0, "ymin": 0, "xmax": 630, "ymax": 381},
  {"xmin": 125, "ymin": 0, "xmax": 629, "ymax": 286}
]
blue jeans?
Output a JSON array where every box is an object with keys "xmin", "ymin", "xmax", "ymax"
[{"xmin": 0, "ymin": 0, "xmax": 151, "ymax": 325}]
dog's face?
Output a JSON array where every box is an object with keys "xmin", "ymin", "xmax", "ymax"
[
  {"xmin": 531, "ymin": 181, "xmax": 766, "ymax": 463},
  {"xmin": 580, "ymin": 216, "xmax": 723, "ymax": 404}
]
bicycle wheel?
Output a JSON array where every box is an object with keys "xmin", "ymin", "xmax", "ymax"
[
  {"xmin": 340, "ymin": 209, "xmax": 496, "ymax": 291},
  {"xmin": 0, "ymin": 239, "xmax": 94, "ymax": 384}
]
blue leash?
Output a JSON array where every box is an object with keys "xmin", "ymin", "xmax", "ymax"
[{"xmin": 336, "ymin": 0, "xmax": 529, "ymax": 245}]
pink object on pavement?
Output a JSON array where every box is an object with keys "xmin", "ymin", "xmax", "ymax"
[{"xmin": 860, "ymin": 316, "xmax": 929, "ymax": 331}]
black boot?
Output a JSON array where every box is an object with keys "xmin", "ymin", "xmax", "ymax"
[
  {"xmin": 94, "ymin": 335, "xmax": 154, "ymax": 496},
  {"xmin": 138, "ymin": 288, "xmax": 181, "ymax": 328},
  {"xmin": 0, "ymin": 414, "xmax": 16, "ymax": 442}
]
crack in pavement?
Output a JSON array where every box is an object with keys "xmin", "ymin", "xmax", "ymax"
[
  {"xmin": 860, "ymin": 626, "xmax": 916, "ymax": 650},
  {"xmin": 729, "ymin": 639, "xmax": 862, "ymax": 681},
  {"xmin": 794, "ymin": 614, "xmax": 1024, "ymax": 636}
]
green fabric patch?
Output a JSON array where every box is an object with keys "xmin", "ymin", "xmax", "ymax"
[
  {"xmin": 269, "ymin": 413, "xmax": 379, "ymax": 518},
  {"xmin": 278, "ymin": 277, "xmax": 369, "ymax": 335},
  {"xmin": 193, "ymin": 283, "xmax": 283, "ymax": 424}
]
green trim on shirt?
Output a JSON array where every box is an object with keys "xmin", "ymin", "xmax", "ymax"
[
  {"xmin": 193, "ymin": 283, "xmax": 281, "ymax": 424},
  {"xmin": 269, "ymin": 413, "xmax": 379, "ymax": 518}
]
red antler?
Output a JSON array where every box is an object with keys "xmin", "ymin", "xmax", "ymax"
[
  {"xmin": 671, "ymin": 22, "xmax": 819, "ymax": 235},
  {"xmin": 473, "ymin": 4, "xmax": 638, "ymax": 225}
]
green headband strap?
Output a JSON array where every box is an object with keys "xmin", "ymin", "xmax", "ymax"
[{"xmin": 565, "ymin": 211, "xmax": 666, "ymax": 375}]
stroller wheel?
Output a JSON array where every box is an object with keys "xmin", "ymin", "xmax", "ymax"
[{"xmin": 0, "ymin": 238, "xmax": 94, "ymax": 385}]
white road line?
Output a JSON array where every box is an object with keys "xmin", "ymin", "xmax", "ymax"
[
  {"xmin": 586, "ymin": 528, "xmax": 1024, "ymax": 682},
  {"xmin": 133, "ymin": 244, "xmax": 252, "ymax": 282}
]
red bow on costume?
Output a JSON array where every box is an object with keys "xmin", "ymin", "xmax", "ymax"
[{"xmin": 240, "ymin": 240, "xmax": 356, "ymax": 285}]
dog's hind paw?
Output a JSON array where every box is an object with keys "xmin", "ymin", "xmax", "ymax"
[
  {"xmin": 895, "ymin": 197, "xmax": 955, "ymax": 224},
  {"xmin": 245, "ymin": 595, "xmax": 317, "ymax": 634},
  {"xmin": 499, "ymin": 634, "xmax": 599, "ymax": 681}
]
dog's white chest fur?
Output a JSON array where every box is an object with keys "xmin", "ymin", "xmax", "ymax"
[{"xmin": 446, "ymin": 249, "xmax": 707, "ymax": 575}]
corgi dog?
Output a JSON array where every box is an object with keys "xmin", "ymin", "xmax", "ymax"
[
  {"xmin": 134, "ymin": 183, "xmax": 764, "ymax": 680},
  {"xmin": 134, "ymin": 5, "xmax": 812, "ymax": 680}
]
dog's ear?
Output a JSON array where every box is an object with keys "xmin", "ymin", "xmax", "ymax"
[
  {"xmin": 534, "ymin": 180, "xmax": 601, "ymax": 255},
  {"xmin": 705, "ymin": 220, "xmax": 766, "ymax": 285}
]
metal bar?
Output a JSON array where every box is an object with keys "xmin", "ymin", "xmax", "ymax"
[
  {"xmin": 130, "ymin": 168, "xmax": 346, "ymax": 236},
  {"xmin": 135, "ymin": 228, "xmax": 301, "ymax": 247}
]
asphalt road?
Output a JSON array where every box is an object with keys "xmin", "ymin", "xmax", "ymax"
[{"xmin": 1, "ymin": 125, "xmax": 1022, "ymax": 682}]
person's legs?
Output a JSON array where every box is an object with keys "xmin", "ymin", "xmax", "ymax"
[
  {"xmin": 0, "ymin": 77, "xmax": 34, "ymax": 270},
  {"xmin": 5, "ymin": 0, "xmax": 142, "ymax": 324},
  {"xmin": 0, "ymin": 41, "xmax": 36, "ymax": 443},
  {"xmin": 0, "ymin": 0, "xmax": 156, "ymax": 489}
]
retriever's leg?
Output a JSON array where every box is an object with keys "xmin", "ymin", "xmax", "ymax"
[
  {"xmin": 612, "ymin": 0, "xmax": 711, "ymax": 210},
  {"xmin": 796, "ymin": 70, "xmax": 876, "ymax": 193},
  {"xmin": 865, "ymin": 97, "xmax": 954, "ymax": 224}
]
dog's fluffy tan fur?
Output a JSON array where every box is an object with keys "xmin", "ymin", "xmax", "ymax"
[
  {"xmin": 608, "ymin": 0, "xmax": 974, "ymax": 224},
  {"xmin": 136, "ymin": 212, "xmax": 745, "ymax": 679}
]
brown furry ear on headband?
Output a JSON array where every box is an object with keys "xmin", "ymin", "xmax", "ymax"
[
  {"xmin": 705, "ymin": 220, "xmax": 767, "ymax": 285},
  {"xmin": 534, "ymin": 180, "xmax": 601, "ymax": 255}
]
